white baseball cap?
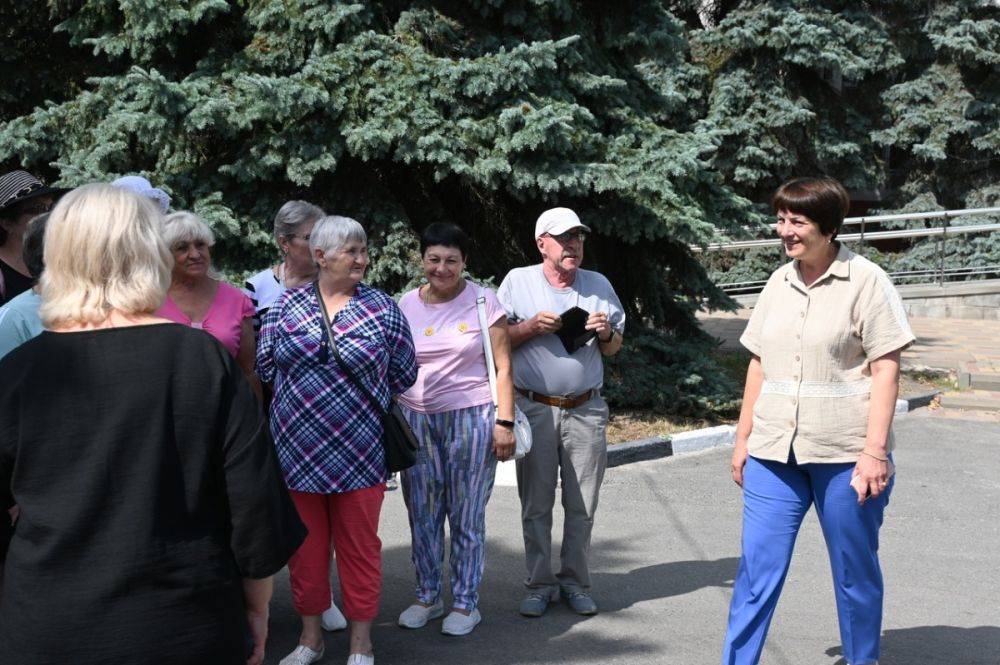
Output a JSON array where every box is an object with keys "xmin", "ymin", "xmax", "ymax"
[{"xmin": 534, "ymin": 207, "xmax": 591, "ymax": 239}]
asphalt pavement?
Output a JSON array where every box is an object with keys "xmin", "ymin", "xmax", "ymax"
[{"xmin": 264, "ymin": 414, "xmax": 1000, "ymax": 665}]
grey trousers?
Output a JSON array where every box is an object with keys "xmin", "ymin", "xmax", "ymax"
[{"xmin": 515, "ymin": 393, "xmax": 609, "ymax": 594}]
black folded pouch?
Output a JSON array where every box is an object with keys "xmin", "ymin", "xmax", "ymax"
[{"xmin": 556, "ymin": 306, "xmax": 596, "ymax": 354}]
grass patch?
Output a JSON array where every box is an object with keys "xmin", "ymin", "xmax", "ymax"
[
  {"xmin": 901, "ymin": 368, "xmax": 957, "ymax": 394},
  {"xmin": 607, "ymin": 411, "xmax": 716, "ymax": 444}
]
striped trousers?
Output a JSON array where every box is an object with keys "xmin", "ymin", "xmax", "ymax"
[{"xmin": 400, "ymin": 403, "xmax": 496, "ymax": 611}]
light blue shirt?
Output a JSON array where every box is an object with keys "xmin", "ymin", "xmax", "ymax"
[
  {"xmin": 497, "ymin": 264, "xmax": 625, "ymax": 395},
  {"xmin": 0, "ymin": 289, "xmax": 43, "ymax": 360}
]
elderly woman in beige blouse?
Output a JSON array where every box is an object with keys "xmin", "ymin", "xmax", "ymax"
[{"xmin": 721, "ymin": 177, "xmax": 915, "ymax": 665}]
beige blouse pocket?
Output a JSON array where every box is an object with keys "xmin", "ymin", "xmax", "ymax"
[{"xmin": 797, "ymin": 393, "xmax": 870, "ymax": 455}]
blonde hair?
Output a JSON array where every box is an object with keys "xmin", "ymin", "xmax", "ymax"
[
  {"xmin": 162, "ymin": 210, "xmax": 215, "ymax": 249},
  {"xmin": 40, "ymin": 184, "xmax": 172, "ymax": 326}
]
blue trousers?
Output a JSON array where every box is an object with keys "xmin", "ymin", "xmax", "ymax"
[
  {"xmin": 400, "ymin": 403, "xmax": 496, "ymax": 611},
  {"xmin": 722, "ymin": 454, "xmax": 893, "ymax": 665}
]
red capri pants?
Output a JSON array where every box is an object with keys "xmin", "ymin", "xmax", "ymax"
[{"xmin": 288, "ymin": 485, "xmax": 385, "ymax": 620}]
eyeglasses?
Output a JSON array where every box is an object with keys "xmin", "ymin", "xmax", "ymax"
[{"xmin": 547, "ymin": 230, "xmax": 587, "ymax": 243}]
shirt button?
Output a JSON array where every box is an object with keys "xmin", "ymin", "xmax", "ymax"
[
  {"xmin": 795, "ymin": 355, "xmax": 800, "ymax": 361},
  {"xmin": 793, "ymin": 375, "xmax": 799, "ymax": 381},
  {"xmin": 799, "ymin": 312, "xmax": 805, "ymax": 318},
  {"xmin": 792, "ymin": 399, "xmax": 798, "ymax": 406},
  {"xmin": 795, "ymin": 333, "xmax": 801, "ymax": 339}
]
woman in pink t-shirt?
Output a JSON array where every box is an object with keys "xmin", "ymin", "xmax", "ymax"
[
  {"xmin": 395, "ymin": 223, "xmax": 515, "ymax": 637},
  {"xmin": 155, "ymin": 211, "xmax": 260, "ymax": 400}
]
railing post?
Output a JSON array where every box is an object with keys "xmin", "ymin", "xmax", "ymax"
[
  {"xmin": 938, "ymin": 212, "xmax": 950, "ymax": 286},
  {"xmin": 859, "ymin": 217, "xmax": 866, "ymax": 255}
]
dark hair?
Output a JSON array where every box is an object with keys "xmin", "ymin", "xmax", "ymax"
[
  {"xmin": 0, "ymin": 198, "xmax": 50, "ymax": 246},
  {"xmin": 420, "ymin": 222, "xmax": 470, "ymax": 259},
  {"xmin": 21, "ymin": 213, "xmax": 49, "ymax": 278},
  {"xmin": 0, "ymin": 204, "xmax": 19, "ymax": 246},
  {"xmin": 772, "ymin": 177, "xmax": 851, "ymax": 239}
]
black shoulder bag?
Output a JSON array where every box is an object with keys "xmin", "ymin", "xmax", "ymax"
[{"xmin": 313, "ymin": 282, "xmax": 419, "ymax": 472}]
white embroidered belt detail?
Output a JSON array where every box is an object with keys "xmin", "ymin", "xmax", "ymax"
[{"xmin": 761, "ymin": 378, "xmax": 871, "ymax": 398}]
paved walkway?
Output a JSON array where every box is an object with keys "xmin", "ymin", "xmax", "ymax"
[
  {"xmin": 264, "ymin": 415, "xmax": 1000, "ymax": 664},
  {"xmin": 698, "ymin": 309, "xmax": 1000, "ymax": 372}
]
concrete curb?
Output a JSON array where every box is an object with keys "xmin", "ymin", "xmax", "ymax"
[
  {"xmin": 607, "ymin": 425, "xmax": 735, "ymax": 468},
  {"xmin": 901, "ymin": 389, "xmax": 940, "ymax": 411},
  {"xmin": 493, "ymin": 391, "xmax": 942, "ymax": 485},
  {"xmin": 957, "ymin": 361, "xmax": 1000, "ymax": 391}
]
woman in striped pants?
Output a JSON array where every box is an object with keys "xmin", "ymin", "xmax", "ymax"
[{"xmin": 395, "ymin": 223, "xmax": 516, "ymax": 636}]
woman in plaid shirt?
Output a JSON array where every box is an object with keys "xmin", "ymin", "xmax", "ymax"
[{"xmin": 256, "ymin": 215, "xmax": 417, "ymax": 665}]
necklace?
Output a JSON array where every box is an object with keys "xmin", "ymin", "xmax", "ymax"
[
  {"xmin": 420, "ymin": 280, "xmax": 465, "ymax": 305},
  {"xmin": 419, "ymin": 282, "xmax": 472, "ymax": 337}
]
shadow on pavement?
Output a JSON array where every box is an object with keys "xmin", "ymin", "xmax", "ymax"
[
  {"xmin": 591, "ymin": 557, "xmax": 738, "ymax": 612},
  {"xmin": 265, "ymin": 534, "xmax": 738, "ymax": 664},
  {"xmin": 825, "ymin": 625, "xmax": 1000, "ymax": 665}
]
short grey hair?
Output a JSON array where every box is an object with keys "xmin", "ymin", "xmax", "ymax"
[
  {"xmin": 310, "ymin": 215, "xmax": 366, "ymax": 258},
  {"xmin": 274, "ymin": 200, "xmax": 324, "ymax": 241},
  {"xmin": 162, "ymin": 211, "xmax": 215, "ymax": 249}
]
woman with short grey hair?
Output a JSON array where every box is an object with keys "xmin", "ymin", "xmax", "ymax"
[
  {"xmin": 245, "ymin": 200, "xmax": 325, "ymax": 331},
  {"xmin": 257, "ymin": 215, "xmax": 418, "ymax": 665},
  {"xmin": 245, "ymin": 202, "xmax": 353, "ymax": 632}
]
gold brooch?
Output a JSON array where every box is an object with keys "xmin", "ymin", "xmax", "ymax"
[
  {"xmin": 458, "ymin": 322, "xmax": 469, "ymax": 333},
  {"xmin": 424, "ymin": 327, "xmax": 434, "ymax": 336}
]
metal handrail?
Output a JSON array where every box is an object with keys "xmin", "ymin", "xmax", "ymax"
[
  {"xmin": 841, "ymin": 206, "xmax": 1000, "ymax": 226},
  {"xmin": 700, "ymin": 222, "xmax": 1000, "ymax": 251},
  {"xmin": 719, "ymin": 265, "xmax": 1000, "ymax": 294},
  {"xmin": 703, "ymin": 205, "xmax": 1000, "ymax": 291},
  {"xmin": 695, "ymin": 206, "xmax": 1000, "ymax": 252}
]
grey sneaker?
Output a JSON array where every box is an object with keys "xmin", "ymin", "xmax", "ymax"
[
  {"xmin": 441, "ymin": 608, "xmax": 481, "ymax": 636},
  {"xmin": 397, "ymin": 600, "xmax": 444, "ymax": 628},
  {"xmin": 561, "ymin": 590, "xmax": 598, "ymax": 615},
  {"xmin": 518, "ymin": 589, "xmax": 555, "ymax": 617}
]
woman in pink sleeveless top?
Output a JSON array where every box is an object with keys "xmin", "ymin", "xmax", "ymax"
[{"xmin": 156, "ymin": 211, "xmax": 260, "ymax": 400}]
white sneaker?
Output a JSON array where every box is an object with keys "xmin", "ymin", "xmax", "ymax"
[
  {"xmin": 321, "ymin": 597, "xmax": 347, "ymax": 631},
  {"xmin": 279, "ymin": 643, "xmax": 325, "ymax": 665},
  {"xmin": 397, "ymin": 600, "xmax": 444, "ymax": 628},
  {"xmin": 346, "ymin": 655, "xmax": 374, "ymax": 665},
  {"xmin": 441, "ymin": 608, "xmax": 481, "ymax": 636}
]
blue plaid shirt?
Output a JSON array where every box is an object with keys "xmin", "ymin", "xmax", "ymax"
[{"xmin": 256, "ymin": 283, "xmax": 417, "ymax": 493}]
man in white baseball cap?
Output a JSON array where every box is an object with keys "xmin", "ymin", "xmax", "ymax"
[
  {"xmin": 533, "ymin": 207, "xmax": 591, "ymax": 239},
  {"xmin": 497, "ymin": 207, "xmax": 625, "ymax": 618}
]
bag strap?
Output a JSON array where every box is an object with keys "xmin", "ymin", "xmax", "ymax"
[
  {"xmin": 475, "ymin": 285, "xmax": 499, "ymax": 406},
  {"xmin": 313, "ymin": 281, "xmax": 389, "ymax": 418}
]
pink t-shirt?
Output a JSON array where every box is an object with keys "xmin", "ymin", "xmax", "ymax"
[
  {"xmin": 156, "ymin": 282, "xmax": 255, "ymax": 358},
  {"xmin": 398, "ymin": 280, "xmax": 505, "ymax": 414}
]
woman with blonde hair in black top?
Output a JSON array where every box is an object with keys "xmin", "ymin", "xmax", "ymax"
[{"xmin": 0, "ymin": 183, "xmax": 305, "ymax": 665}]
